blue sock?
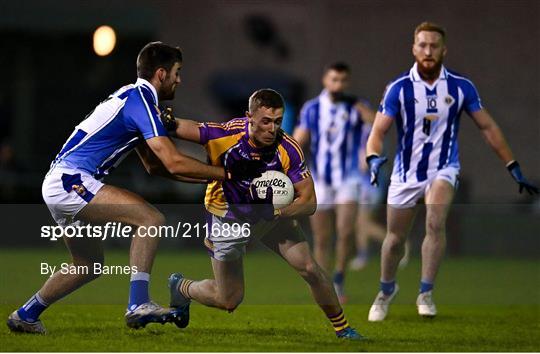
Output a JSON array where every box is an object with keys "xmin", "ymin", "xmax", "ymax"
[
  {"xmin": 420, "ymin": 280, "xmax": 434, "ymax": 294},
  {"xmin": 380, "ymin": 280, "xmax": 395, "ymax": 296},
  {"xmin": 17, "ymin": 293, "xmax": 48, "ymax": 322},
  {"xmin": 333, "ymin": 271, "xmax": 344, "ymax": 285},
  {"xmin": 128, "ymin": 272, "xmax": 150, "ymax": 311}
]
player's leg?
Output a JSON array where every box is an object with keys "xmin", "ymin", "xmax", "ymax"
[
  {"xmin": 75, "ymin": 184, "xmax": 171, "ymax": 327},
  {"xmin": 8, "ymin": 172, "xmax": 109, "ymax": 334},
  {"xmin": 38, "ymin": 236, "xmax": 105, "ymax": 303},
  {"xmin": 167, "ymin": 245, "xmax": 244, "ymax": 328},
  {"xmin": 381, "ymin": 205, "xmax": 417, "ymax": 282},
  {"xmin": 333, "ymin": 202, "xmax": 357, "ymax": 303},
  {"xmin": 260, "ymin": 221, "xmax": 363, "ymax": 340},
  {"xmin": 310, "ymin": 182, "xmax": 335, "ymax": 273},
  {"xmin": 351, "ymin": 205, "xmax": 370, "ymax": 270},
  {"xmin": 168, "ymin": 215, "xmax": 247, "ymax": 328},
  {"xmin": 309, "ymin": 209, "xmax": 333, "ymax": 273},
  {"xmin": 78, "ymin": 184, "xmax": 165, "ymax": 274},
  {"xmin": 350, "ymin": 204, "xmax": 386, "ymax": 270},
  {"xmin": 399, "ymin": 239, "xmax": 412, "ymax": 268},
  {"xmin": 417, "ymin": 179, "xmax": 454, "ymax": 317},
  {"xmin": 8, "ymin": 235, "xmax": 104, "ymax": 334},
  {"xmin": 368, "ymin": 204, "xmax": 417, "ymax": 321},
  {"xmin": 363, "ymin": 209, "xmax": 387, "ymax": 244},
  {"xmin": 181, "ymin": 257, "xmax": 245, "ymax": 311}
]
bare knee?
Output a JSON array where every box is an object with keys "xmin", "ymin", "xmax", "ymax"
[
  {"xmin": 384, "ymin": 232, "xmax": 406, "ymax": 253},
  {"xmin": 145, "ymin": 211, "xmax": 165, "ymax": 227},
  {"xmin": 134, "ymin": 210, "xmax": 165, "ymax": 228},
  {"xmin": 298, "ymin": 261, "xmax": 325, "ymax": 285},
  {"xmin": 73, "ymin": 255, "xmax": 105, "ymax": 281}
]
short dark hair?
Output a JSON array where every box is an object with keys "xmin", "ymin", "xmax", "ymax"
[
  {"xmin": 248, "ymin": 88, "xmax": 284, "ymax": 113},
  {"xmin": 414, "ymin": 22, "xmax": 446, "ymax": 43},
  {"xmin": 324, "ymin": 61, "xmax": 350, "ymax": 75},
  {"xmin": 136, "ymin": 41, "xmax": 183, "ymax": 80}
]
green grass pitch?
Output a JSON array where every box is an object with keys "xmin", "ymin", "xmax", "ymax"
[{"xmin": 1, "ymin": 248, "xmax": 538, "ymax": 351}]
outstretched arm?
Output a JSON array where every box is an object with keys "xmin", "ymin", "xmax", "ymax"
[
  {"xmin": 158, "ymin": 109, "xmax": 265, "ymax": 181},
  {"xmin": 145, "ymin": 136, "xmax": 226, "ymax": 180},
  {"xmin": 135, "ymin": 141, "xmax": 208, "ymax": 183},
  {"xmin": 159, "ymin": 108, "xmax": 202, "ymax": 143},
  {"xmin": 469, "ymin": 108, "xmax": 538, "ymax": 194},
  {"xmin": 469, "ymin": 108, "xmax": 513, "ymax": 163},
  {"xmin": 173, "ymin": 118, "xmax": 201, "ymax": 143}
]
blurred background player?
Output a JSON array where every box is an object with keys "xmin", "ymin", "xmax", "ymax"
[
  {"xmin": 366, "ymin": 22, "xmax": 539, "ymax": 321},
  {"xmin": 293, "ymin": 63, "xmax": 374, "ymax": 303},
  {"xmin": 158, "ymin": 89, "xmax": 363, "ymax": 340},
  {"xmin": 349, "ymin": 123, "xmax": 410, "ymax": 271},
  {"xmin": 7, "ymin": 42, "xmax": 262, "ymax": 334}
]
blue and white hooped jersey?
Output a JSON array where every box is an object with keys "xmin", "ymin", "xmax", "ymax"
[
  {"xmin": 379, "ymin": 63, "xmax": 483, "ymax": 184},
  {"xmin": 298, "ymin": 90, "xmax": 364, "ymax": 187},
  {"xmin": 50, "ymin": 78, "xmax": 168, "ymax": 180}
]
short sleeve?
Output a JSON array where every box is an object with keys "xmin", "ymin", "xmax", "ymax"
[
  {"xmin": 125, "ymin": 87, "xmax": 168, "ymax": 140},
  {"xmin": 461, "ymin": 80, "xmax": 483, "ymax": 114},
  {"xmin": 378, "ymin": 81, "xmax": 401, "ymax": 118},
  {"xmin": 281, "ymin": 137, "xmax": 311, "ymax": 184},
  {"xmin": 198, "ymin": 119, "xmax": 245, "ymax": 145},
  {"xmin": 198, "ymin": 122, "xmax": 211, "ymax": 145}
]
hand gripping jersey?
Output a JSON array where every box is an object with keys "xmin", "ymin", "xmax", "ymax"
[
  {"xmin": 379, "ymin": 63, "xmax": 483, "ymax": 184},
  {"xmin": 199, "ymin": 118, "xmax": 311, "ymax": 219}
]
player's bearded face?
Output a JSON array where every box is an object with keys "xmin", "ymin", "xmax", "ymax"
[
  {"xmin": 248, "ymin": 107, "xmax": 284, "ymax": 147},
  {"xmin": 413, "ymin": 31, "xmax": 446, "ymax": 77},
  {"xmin": 323, "ymin": 70, "xmax": 349, "ymax": 99},
  {"xmin": 160, "ymin": 62, "xmax": 182, "ymax": 100}
]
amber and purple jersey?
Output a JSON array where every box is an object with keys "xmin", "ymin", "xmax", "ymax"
[{"xmin": 199, "ymin": 117, "xmax": 310, "ymax": 219}]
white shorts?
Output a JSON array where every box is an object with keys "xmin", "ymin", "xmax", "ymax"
[
  {"xmin": 42, "ymin": 167, "xmax": 105, "ymax": 226},
  {"xmin": 204, "ymin": 212, "xmax": 305, "ymax": 262},
  {"xmin": 314, "ymin": 180, "xmax": 360, "ymax": 211},
  {"xmin": 387, "ymin": 167, "xmax": 459, "ymax": 209},
  {"xmin": 359, "ymin": 181, "xmax": 384, "ymax": 208}
]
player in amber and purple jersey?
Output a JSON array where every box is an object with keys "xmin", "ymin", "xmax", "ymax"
[{"xmin": 150, "ymin": 89, "xmax": 364, "ymax": 340}]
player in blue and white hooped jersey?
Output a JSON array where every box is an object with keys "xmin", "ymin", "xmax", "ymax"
[
  {"xmin": 366, "ymin": 22, "xmax": 538, "ymax": 322},
  {"xmin": 7, "ymin": 42, "xmax": 263, "ymax": 335},
  {"xmin": 294, "ymin": 62, "xmax": 375, "ymax": 304}
]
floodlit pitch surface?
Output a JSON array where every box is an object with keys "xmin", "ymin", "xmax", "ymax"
[{"xmin": 1, "ymin": 249, "xmax": 538, "ymax": 351}]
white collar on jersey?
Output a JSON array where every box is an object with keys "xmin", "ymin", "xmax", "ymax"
[
  {"xmin": 135, "ymin": 78, "xmax": 158, "ymax": 104},
  {"xmin": 409, "ymin": 62, "xmax": 448, "ymax": 82}
]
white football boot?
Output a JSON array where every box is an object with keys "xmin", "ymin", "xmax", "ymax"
[
  {"xmin": 417, "ymin": 290, "xmax": 437, "ymax": 317},
  {"xmin": 368, "ymin": 284, "xmax": 399, "ymax": 322},
  {"xmin": 7, "ymin": 310, "xmax": 46, "ymax": 334},
  {"xmin": 125, "ymin": 301, "xmax": 173, "ymax": 329}
]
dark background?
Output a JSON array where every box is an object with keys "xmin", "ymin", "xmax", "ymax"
[{"xmin": 0, "ymin": 0, "xmax": 538, "ymax": 255}]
